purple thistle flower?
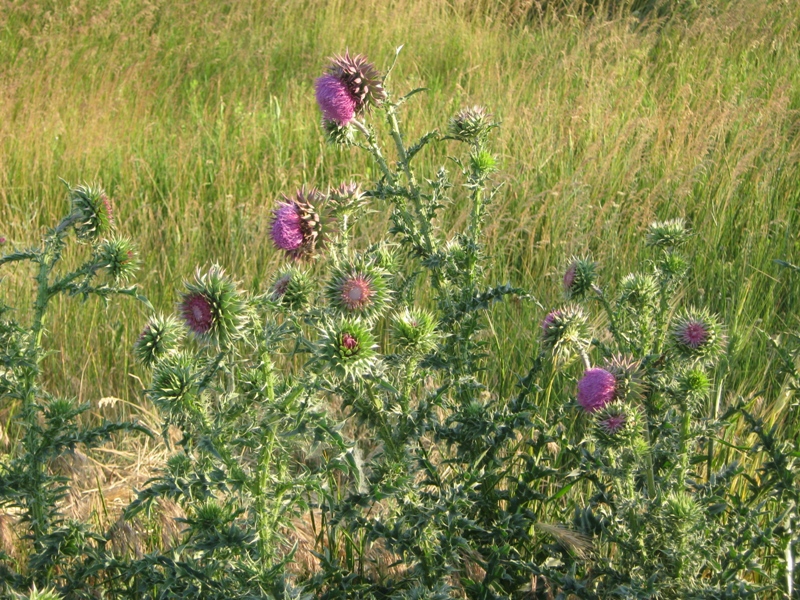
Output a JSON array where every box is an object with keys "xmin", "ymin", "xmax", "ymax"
[
  {"xmin": 270, "ymin": 203, "xmax": 304, "ymax": 251},
  {"xmin": 341, "ymin": 332, "xmax": 359, "ymax": 351},
  {"xmin": 598, "ymin": 412, "xmax": 627, "ymax": 435},
  {"xmin": 180, "ymin": 293, "xmax": 214, "ymax": 335},
  {"xmin": 315, "ymin": 74, "xmax": 358, "ymax": 125},
  {"xmin": 340, "ymin": 276, "xmax": 372, "ymax": 310},
  {"xmin": 541, "ymin": 309, "xmax": 561, "ymax": 335},
  {"xmin": 563, "ymin": 263, "xmax": 576, "ymax": 293},
  {"xmin": 676, "ymin": 320, "xmax": 709, "ymax": 349},
  {"xmin": 577, "ymin": 368, "xmax": 617, "ymax": 413}
]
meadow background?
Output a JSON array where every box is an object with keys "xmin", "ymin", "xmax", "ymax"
[{"xmin": 0, "ymin": 0, "xmax": 799, "ymax": 470}]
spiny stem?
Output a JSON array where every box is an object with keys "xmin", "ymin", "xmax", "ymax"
[{"xmin": 351, "ymin": 119, "xmax": 394, "ymax": 183}]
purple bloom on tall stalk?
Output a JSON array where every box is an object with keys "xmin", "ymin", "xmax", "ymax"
[
  {"xmin": 270, "ymin": 187, "xmax": 325, "ymax": 260},
  {"xmin": 676, "ymin": 320, "xmax": 709, "ymax": 349},
  {"xmin": 577, "ymin": 368, "xmax": 617, "ymax": 413},
  {"xmin": 315, "ymin": 52, "xmax": 387, "ymax": 125},
  {"xmin": 271, "ymin": 204, "xmax": 304, "ymax": 252}
]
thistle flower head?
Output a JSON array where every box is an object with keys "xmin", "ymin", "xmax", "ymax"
[
  {"xmin": 70, "ymin": 183, "xmax": 114, "ymax": 240},
  {"xmin": 316, "ymin": 319, "xmax": 379, "ymax": 380},
  {"xmin": 603, "ymin": 354, "xmax": 647, "ymax": 402},
  {"xmin": 316, "ymin": 52, "xmax": 385, "ymax": 126},
  {"xmin": 577, "ymin": 368, "xmax": 617, "ymax": 413},
  {"xmin": 270, "ymin": 187, "xmax": 326, "ymax": 260},
  {"xmin": 270, "ymin": 265, "xmax": 313, "ymax": 310},
  {"xmin": 134, "ymin": 314, "xmax": 183, "ymax": 368},
  {"xmin": 618, "ymin": 272, "xmax": 658, "ymax": 310},
  {"xmin": 470, "ymin": 149, "xmax": 497, "ymax": 176},
  {"xmin": 593, "ymin": 402, "xmax": 641, "ymax": 449},
  {"xmin": 670, "ymin": 307, "xmax": 724, "ymax": 363},
  {"xmin": 563, "ymin": 256, "xmax": 597, "ymax": 300},
  {"xmin": 662, "ymin": 491, "xmax": 702, "ymax": 537},
  {"xmin": 675, "ymin": 366, "xmax": 712, "ymax": 408},
  {"xmin": 328, "ymin": 181, "xmax": 366, "ymax": 215},
  {"xmin": 448, "ymin": 105, "xmax": 493, "ymax": 143},
  {"xmin": 325, "ymin": 260, "xmax": 390, "ymax": 322},
  {"xmin": 391, "ymin": 308, "xmax": 438, "ymax": 355},
  {"xmin": 540, "ymin": 304, "xmax": 590, "ymax": 363},
  {"xmin": 97, "ymin": 236, "xmax": 139, "ymax": 282},
  {"xmin": 148, "ymin": 351, "xmax": 196, "ymax": 409},
  {"xmin": 178, "ymin": 265, "xmax": 246, "ymax": 346},
  {"xmin": 646, "ymin": 218, "xmax": 688, "ymax": 248}
]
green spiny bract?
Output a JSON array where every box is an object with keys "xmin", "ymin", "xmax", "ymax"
[
  {"xmin": 97, "ymin": 235, "xmax": 139, "ymax": 282},
  {"xmin": 603, "ymin": 354, "xmax": 647, "ymax": 402},
  {"xmin": 562, "ymin": 255, "xmax": 597, "ymax": 300},
  {"xmin": 540, "ymin": 304, "xmax": 590, "ymax": 363},
  {"xmin": 270, "ymin": 265, "xmax": 314, "ymax": 310},
  {"xmin": 670, "ymin": 307, "xmax": 724, "ymax": 364},
  {"xmin": 147, "ymin": 351, "xmax": 199, "ymax": 415},
  {"xmin": 134, "ymin": 314, "xmax": 183, "ymax": 368},
  {"xmin": 646, "ymin": 218, "xmax": 689, "ymax": 249},
  {"xmin": 593, "ymin": 401, "xmax": 642, "ymax": 450},
  {"xmin": 69, "ymin": 183, "xmax": 114, "ymax": 241},
  {"xmin": 617, "ymin": 272, "xmax": 659, "ymax": 311},
  {"xmin": 178, "ymin": 265, "xmax": 246, "ymax": 346},
  {"xmin": 447, "ymin": 106, "xmax": 494, "ymax": 144},
  {"xmin": 391, "ymin": 308, "xmax": 438, "ymax": 356}
]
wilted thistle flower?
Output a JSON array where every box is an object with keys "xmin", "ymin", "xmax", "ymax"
[
  {"xmin": 270, "ymin": 266, "xmax": 313, "ymax": 310},
  {"xmin": 618, "ymin": 272, "xmax": 658, "ymax": 310},
  {"xmin": 97, "ymin": 236, "xmax": 139, "ymax": 282},
  {"xmin": 134, "ymin": 314, "xmax": 182, "ymax": 368},
  {"xmin": 70, "ymin": 183, "xmax": 114, "ymax": 240},
  {"xmin": 316, "ymin": 319, "xmax": 378, "ymax": 380},
  {"xmin": 328, "ymin": 181, "xmax": 366, "ymax": 215},
  {"xmin": 577, "ymin": 368, "xmax": 617, "ymax": 413},
  {"xmin": 540, "ymin": 305, "xmax": 590, "ymax": 362},
  {"xmin": 325, "ymin": 261, "xmax": 390, "ymax": 322},
  {"xmin": 315, "ymin": 52, "xmax": 386, "ymax": 125},
  {"xmin": 391, "ymin": 308, "xmax": 438, "ymax": 355},
  {"xmin": 448, "ymin": 106, "xmax": 493, "ymax": 143},
  {"xmin": 270, "ymin": 187, "xmax": 325, "ymax": 260},
  {"xmin": 563, "ymin": 256, "xmax": 597, "ymax": 300},
  {"xmin": 178, "ymin": 265, "xmax": 245, "ymax": 345},
  {"xmin": 603, "ymin": 354, "xmax": 647, "ymax": 402},
  {"xmin": 646, "ymin": 218, "xmax": 688, "ymax": 248},
  {"xmin": 670, "ymin": 308, "xmax": 723, "ymax": 362},
  {"xmin": 594, "ymin": 402, "xmax": 641, "ymax": 449}
]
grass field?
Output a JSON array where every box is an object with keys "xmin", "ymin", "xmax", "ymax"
[{"xmin": 1, "ymin": 0, "xmax": 799, "ymax": 431}]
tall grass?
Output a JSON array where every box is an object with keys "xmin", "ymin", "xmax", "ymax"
[{"xmin": 1, "ymin": 0, "xmax": 798, "ymax": 431}]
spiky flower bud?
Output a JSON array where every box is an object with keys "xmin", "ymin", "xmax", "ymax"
[
  {"xmin": 316, "ymin": 319, "xmax": 378, "ymax": 380},
  {"xmin": 540, "ymin": 305, "xmax": 590, "ymax": 362},
  {"xmin": 325, "ymin": 261, "xmax": 390, "ymax": 322},
  {"xmin": 594, "ymin": 402, "xmax": 641, "ymax": 449},
  {"xmin": 391, "ymin": 308, "xmax": 438, "ymax": 355},
  {"xmin": 670, "ymin": 308, "xmax": 723, "ymax": 363},
  {"xmin": 662, "ymin": 491, "xmax": 702, "ymax": 537},
  {"xmin": 676, "ymin": 366, "xmax": 711, "ymax": 407},
  {"xmin": 448, "ymin": 105, "xmax": 493, "ymax": 143},
  {"xmin": 329, "ymin": 181, "xmax": 366, "ymax": 213},
  {"xmin": 618, "ymin": 272, "xmax": 658, "ymax": 310},
  {"xmin": 577, "ymin": 368, "xmax": 617, "ymax": 413},
  {"xmin": 270, "ymin": 187, "xmax": 326, "ymax": 260},
  {"xmin": 563, "ymin": 256, "xmax": 597, "ymax": 300},
  {"xmin": 26, "ymin": 586, "xmax": 63, "ymax": 600},
  {"xmin": 470, "ymin": 149, "xmax": 497, "ymax": 176},
  {"xmin": 97, "ymin": 236, "xmax": 139, "ymax": 282},
  {"xmin": 270, "ymin": 266, "xmax": 313, "ymax": 310},
  {"xmin": 658, "ymin": 252, "xmax": 688, "ymax": 279},
  {"xmin": 70, "ymin": 184, "xmax": 114, "ymax": 241},
  {"xmin": 315, "ymin": 52, "xmax": 386, "ymax": 125},
  {"xmin": 134, "ymin": 314, "xmax": 183, "ymax": 368},
  {"xmin": 646, "ymin": 218, "xmax": 688, "ymax": 248},
  {"xmin": 178, "ymin": 265, "xmax": 245, "ymax": 346},
  {"xmin": 603, "ymin": 354, "xmax": 647, "ymax": 402},
  {"xmin": 148, "ymin": 351, "xmax": 196, "ymax": 410}
]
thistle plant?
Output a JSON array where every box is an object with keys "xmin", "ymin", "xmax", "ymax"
[{"xmin": 0, "ymin": 182, "xmax": 147, "ymax": 597}]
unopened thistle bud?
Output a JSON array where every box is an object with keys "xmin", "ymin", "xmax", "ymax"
[
  {"xmin": 316, "ymin": 319, "xmax": 378, "ymax": 380},
  {"xmin": 270, "ymin": 187, "xmax": 326, "ymax": 260},
  {"xmin": 391, "ymin": 308, "xmax": 438, "ymax": 355},
  {"xmin": 675, "ymin": 366, "xmax": 711, "ymax": 408},
  {"xmin": 148, "ymin": 351, "xmax": 196, "ymax": 409},
  {"xmin": 70, "ymin": 184, "xmax": 114, "ymax": 241},
  {"xmin": 670, "ymin": 308, "xmax": 723, "ymax": 363},
  {"xmin": 270, "ymin": 266, "xmax": 313, "ymax": 310},
  {"xmin": 470, "ymin": 150, "xmax": 497, "ymax": 176},
  {"xmin": 540, "ymin": 305, "xmax": 590, "ymax": 362},
  {"xmin": 134, "ymin": 314, "xmax": 182, "ymax": 368},
  {"xmin": 618, "ymin": 272, "xmax": 658, "ymax": 310},
  {"xmin": 646, "ymin": 218, "xmax": 688, "ymax": 248},
  {"xmin": 315, "ymin": 52, "xmax": 386, "ymax": 126},
  {"xmin": 577, "ymin": 368, "xmax": 617, "ymax": 413},
  {"xmin": 325, "ymin": 261, "xmax": 390, "ymax": 322},
  {"xmin": 328, "ymin": 181, "xmax": 366, "ymax": 214},
  {"xmin": 322, "ymin": 118, "xmax": 354, "ymax": 145},
  {"xmin": 97, "ymin": 236, "xmax": 139, "ymax": 282},
  {"xmin": 448, "ymin": 106, "xmax": 493, "ymax": 143},
  {"xmin": 563, "ymin": 256, "xmax": 597, "ymax": 300},
  {"xmin": 603, "ymin": 354, "xmax": 646, "ymax": 402},
  {"xmin": 178, "ymin": 265, "xmax": 246, "ymax": 346}
]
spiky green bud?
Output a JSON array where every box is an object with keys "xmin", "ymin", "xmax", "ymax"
[
  {"xmin": 178, "ymin": 265, "xmax": 246, "ymax": 346},
  {"xmin": 646, "ymin": 218, "xmax": 688, "ymax": 248},
  {"xmin": 618, "ymin": 272, "xmax": 658, "ymax": 310},
  {"xmin": 563, "ymin": 256, "xmax": 597, "ymax": 300},
  {"xmin": 325, "ymin": 260, "xmax": 391, "ymax": 322},
  {"xmin": 448, "ymin": 106, "xmax": 493, "ymax": 143},
  {"xmin": 270, "ymin": 266, "xmax": 313, "ymax": 310},
  {"xmin": 540, "ymin": 305, "xmax": 590, "ymax": 362},
  {"xmin": 315, "ymin": 319, "xmax": 378, "ymax": 380},
  {"xmin": 391, "ymin": 308, "xmax": 438, "ymax": 355},
  {"xmin": 97, "ymin": 236, "xmax": 139, "ymax": 282},
  {"xmin": 134, "ymin": 314, "xmax": 183, "ymax": 368},
  {"xmin": 70, "ymin": 183, "xmax": 114, "ymax": 241}
]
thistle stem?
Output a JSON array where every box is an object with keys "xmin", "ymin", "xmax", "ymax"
[
  {"xmin": 678, "ymin": 401, "xmax": 691, "ymax": 488},
  {"xmin": 351, "ymin": 119, "xmax": 394, "ymax": 183}
]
